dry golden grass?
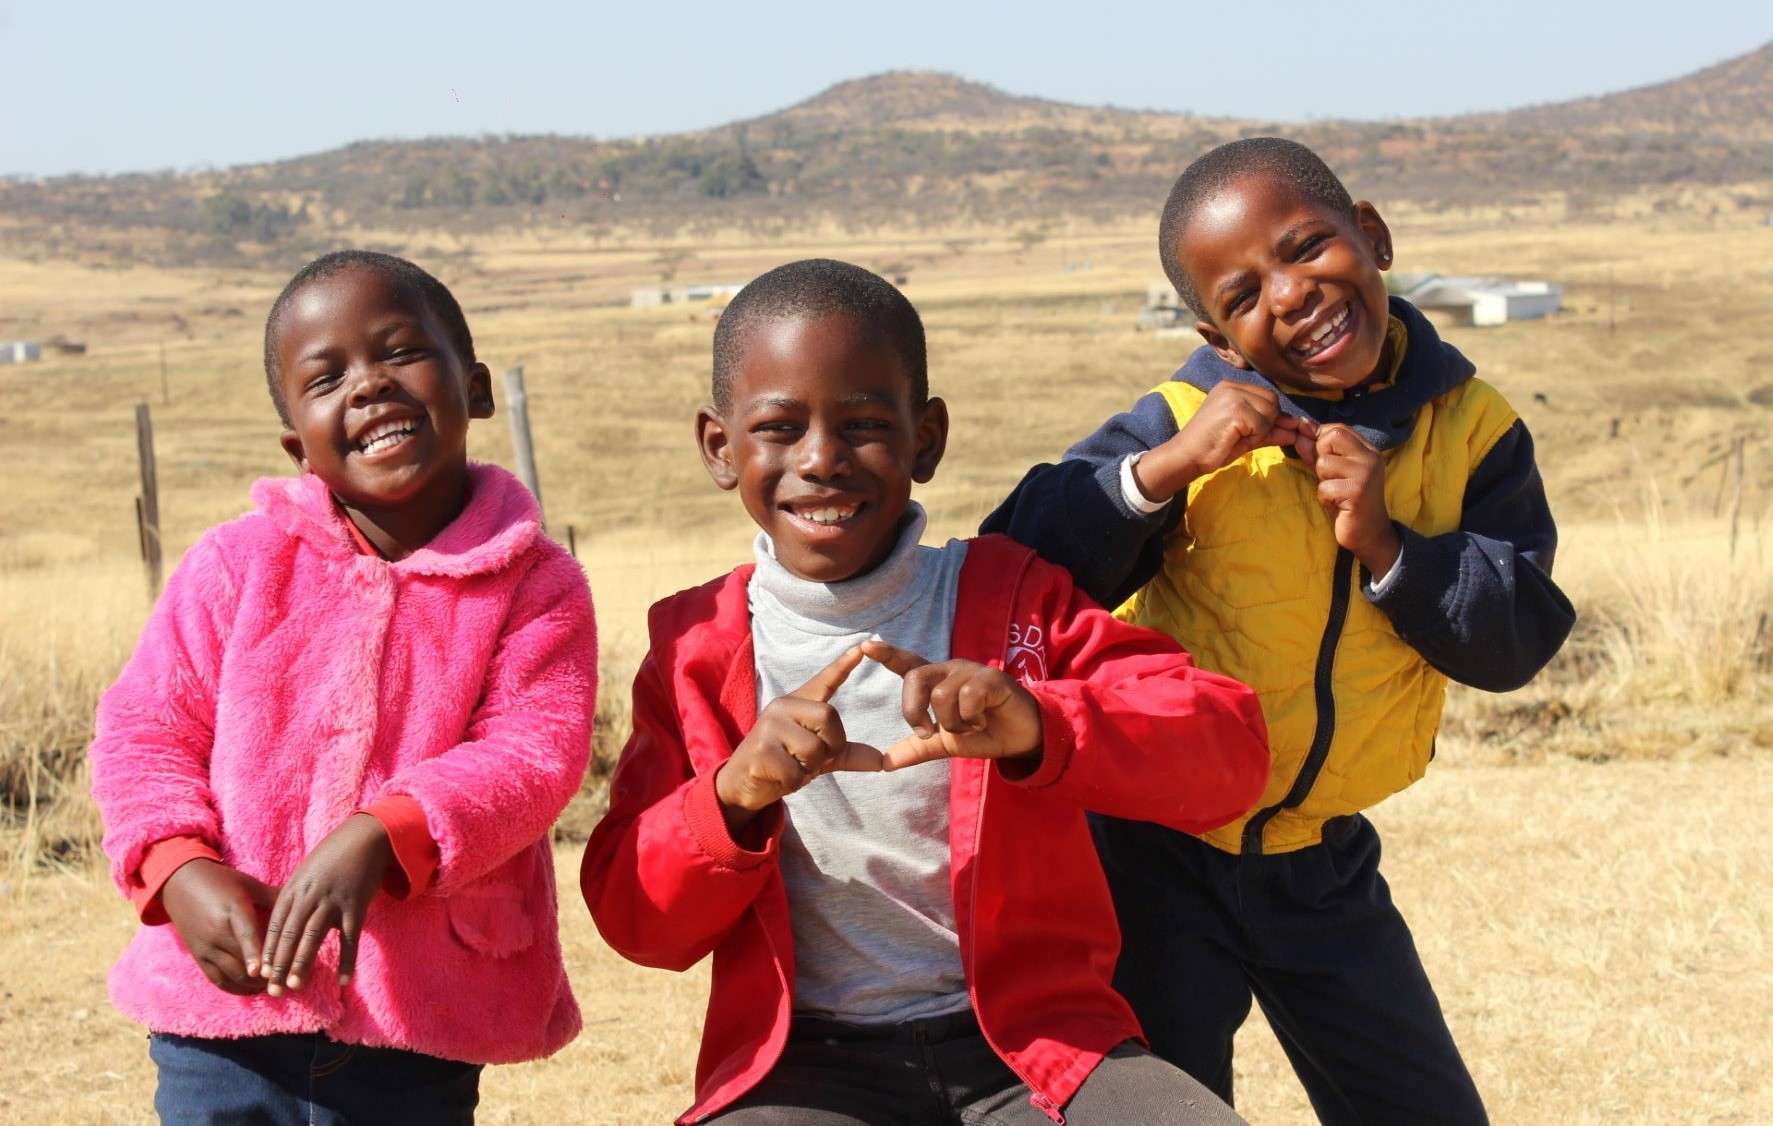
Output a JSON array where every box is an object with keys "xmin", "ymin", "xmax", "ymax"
[
  {"xmin": 1, "ymin": 198, "xmax": 1769, "ymax": 1121},
  {"xmin": 4, "ymin": 756, "xmax": 1768, "ymax": 1124}
]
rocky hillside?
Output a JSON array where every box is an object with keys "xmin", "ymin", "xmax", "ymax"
[{"xmin": 3, "ymin": 43, "xmax": 1769, "ymax": 266}]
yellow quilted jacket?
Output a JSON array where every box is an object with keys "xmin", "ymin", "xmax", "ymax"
[{"xmin": 1116, "ymin": 335, "xmax": 1519, "ymax": 854}]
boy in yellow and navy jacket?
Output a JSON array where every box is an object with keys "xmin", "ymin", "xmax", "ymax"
[{"xmin": 984, "ymin": 138, "xmax": 1575, "ymax": 1125}]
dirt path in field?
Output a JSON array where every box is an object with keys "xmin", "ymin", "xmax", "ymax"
[{"xmin": 3, "ymin": 756, "xmax": 1768, "ymax": 1125}]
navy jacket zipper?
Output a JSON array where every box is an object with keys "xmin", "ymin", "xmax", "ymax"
[{"xmin": 1238, "ymin": 547, "xmax": 1355, "ymax": 855}]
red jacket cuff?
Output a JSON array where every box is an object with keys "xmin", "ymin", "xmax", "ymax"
[
  {"xmin": 363, "ymin": 796, "xmax": 439, "ymax": 898},
  {"xmin": 999, "ymin": 687, "xmax": 1076, "ymax": 790},
  {"xmin": 683, "ymin": 771, "xmax": 782, "ymax": 869},
  {"xmin": 131, "ymin": 836, "xmax": 223, "ymax": 925}
]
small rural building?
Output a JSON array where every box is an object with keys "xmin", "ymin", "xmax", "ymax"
[
  {"xmin": 0, "ymin": 340, "xmax": 42, "ymax": 363},
  {"xmin": 630, "ymin": 282, "xmax": 748, "ymax": 309},
  {"xmin": 1393, "ymin": 274, "xmax": 1563, "ymax": 327},
  {"xmin": 1136, "ymin": 282, "xmax": 1190, "ymax": 331}
]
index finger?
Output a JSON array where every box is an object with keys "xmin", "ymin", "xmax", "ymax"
[
  {"xmin": 790, "ymin": 645, "xmax": 865, "ymax": 703},
  {"xmin": 858, "ymin": 639, "xmax": 932, "ymax": 679}
]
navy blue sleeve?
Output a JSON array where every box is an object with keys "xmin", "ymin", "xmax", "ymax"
[
  {"xmin": 980, "ymin": 391, "xmax": 1184, "ymax": 608},
  {"xmin": 1366, "ymin": 420, "xmax": 1576, "ymax": 691}
]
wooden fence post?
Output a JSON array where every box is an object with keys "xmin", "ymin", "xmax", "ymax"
[
  {"xmin": 503, "ymin": 365, "xmax": 545, "ymax": 530},
  {"xmin": 135, "ymin": 402, "xmax": 164, "ymax": 598}
]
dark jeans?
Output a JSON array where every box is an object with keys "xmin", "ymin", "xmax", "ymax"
[
  {"xmin": 149, "ymin": 1031, "xmax": 482, "ymax": 1125},
  {"xmin": 709, "ymin": 1008, "xmax": 1243, "ymax": 1125},
  {"xmin": 1092, "ymin": 813, "xmax": 1487, "ymax": 1126}
]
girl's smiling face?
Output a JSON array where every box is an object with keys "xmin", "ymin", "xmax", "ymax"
[
  {"xmin": 696, "ymin": 310, "xmax": 948, "ymax": 584},
  {"xmin": 272, "ymin": 266, "xmax": 493, "ymax": 523},
  {"xmin": 1180, "ymin": 170, "xmax": 1395, "ymax": 394}
]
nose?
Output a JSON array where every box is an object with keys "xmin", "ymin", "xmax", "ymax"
[
  {"xmin": 1267, "ymin": 268, "xmax": 1317, "ymax": 322},
  {"xmin": 795, "ymin": 424, "xmax": 851, "ymax": 481},
  {"xmin": 345, "ymin": 361, "xmax": 396, "ymax": 407}
]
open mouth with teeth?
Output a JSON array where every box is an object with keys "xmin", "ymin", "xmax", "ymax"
[
  {"xmin": 1291, "ymin": 300, "xmax": 1357, "ymax": 363},
  {"xmin": 356, "ymin": 417, "xmax": 421, "ymax": 456},
  {"xmin": 782, "ymin": 499, "xmax": 865, "ymax": 533}
]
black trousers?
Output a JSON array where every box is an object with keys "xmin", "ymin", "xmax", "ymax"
[
  {"xmin": 710, "ymin": 1008, "xmax": 1242, "ymax": 1124},
  {"xmin": 1093, "ymin": 813, "xmax": 1488, "ymax": 1126}
]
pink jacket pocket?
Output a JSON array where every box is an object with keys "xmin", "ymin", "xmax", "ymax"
[{"xmin": 444, "ymin": 849, "xmax": 538, "ymax": 957}]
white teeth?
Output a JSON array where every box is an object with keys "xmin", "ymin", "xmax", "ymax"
[
  {"xmin": 1296, "ymin": 305, "xmax": 1351, "ymax": 356},
  {"xmin": 799, "ymin": 505, "xmax": 858, "ymax": 525},
  {"xmin": 359, "ymin": 419, "xmax": 417, "ymax": 453}
]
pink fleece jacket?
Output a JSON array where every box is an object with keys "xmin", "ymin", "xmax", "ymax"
[{"xmin": 90, "ymin": 463, "xmax": 595, "ymax": 1064}]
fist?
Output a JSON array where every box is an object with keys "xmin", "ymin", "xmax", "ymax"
[
  {"xmin": 1135, "ymin": 382, "xmax": 1314, "ymax": 503},
  {"xmin": 1296, "ymin": 423, "xmax": 1400, "ymax": 575}
]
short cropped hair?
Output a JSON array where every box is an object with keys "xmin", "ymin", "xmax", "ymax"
[
  {"xmin": 262, "ymin": 250, "xmax": 475, "ymax": 425},
  {"xmin": 1158, "ymin": 137, "xmax": 1356, "ymax": 317},
  {"xmin": 711, "ymin": 259, "xmax": 927, "ymax": 414}
]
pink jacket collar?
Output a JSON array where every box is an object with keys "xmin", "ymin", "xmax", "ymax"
[{"xmin": 250, "ymin": 463, "xmax": 541, "ymax": 578}]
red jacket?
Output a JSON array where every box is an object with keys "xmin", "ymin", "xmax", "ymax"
[{"xmin": 581, "ymin": 536, "xmax": 1267, "ymax": 1123}]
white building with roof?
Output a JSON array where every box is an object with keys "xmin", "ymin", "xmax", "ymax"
[{"xmin": 1393, "ymin": 274, "xmax": 1563, "ymax": 327}]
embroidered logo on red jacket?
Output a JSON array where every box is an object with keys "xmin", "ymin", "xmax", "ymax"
[{"xmin": 1005, "ymin": 621, "xmax": 1047, "ymax": 684}]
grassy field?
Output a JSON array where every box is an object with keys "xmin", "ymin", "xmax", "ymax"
[{"xmin": 1, "ymin": 193, "xmax": 1769, "ymax": 1121}]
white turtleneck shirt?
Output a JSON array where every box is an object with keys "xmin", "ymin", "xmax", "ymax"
[{"xmin": 746, "ymin": 504, "xmax": 972, "ymax": 1024}]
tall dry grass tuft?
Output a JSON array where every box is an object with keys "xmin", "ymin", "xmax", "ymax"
[
  {"xmin": 0, "ymin": 557, "xmax": 144, "ymax": 875},
  {"xmin": 1441, "ymin": 497, "xmax": 1771, "ymax": 762}
]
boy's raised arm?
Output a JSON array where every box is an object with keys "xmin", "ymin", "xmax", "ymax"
[
  {"xmin": 1366, "ymin": 419, "xmax": 1576, "ymax": 691},
  {"xmin": 581, "ymin": 646, "xmax": 785, "ymax": 973},
  {"xmin": 981, "ymin": 391, "xmax": 1183, "ymax": 608},
  {"xmin": 998, "ymin": 560, "xmax": 1271, "ymax": 834}
]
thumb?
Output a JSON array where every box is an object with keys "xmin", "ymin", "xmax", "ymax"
[
  {"xmin": 824, "ymin": 742, "xmax": 886, "ymax": 773},
  {"xmin": 880, "ymin": 731, "xmax": 953, "ymax": 772}
]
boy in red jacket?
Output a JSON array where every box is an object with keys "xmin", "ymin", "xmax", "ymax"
[{"xmin": 582, "ymin": 259, "xmax": 1268, "ymax": 1125}]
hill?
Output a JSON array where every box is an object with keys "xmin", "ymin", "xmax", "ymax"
[{"xmin": 2, "ymin": 43, "xmax": 1770, "ymax": 267}]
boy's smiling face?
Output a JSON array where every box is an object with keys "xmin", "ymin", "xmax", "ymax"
[
  {"xmin": 1180, "ymin": 171, "xmax": 1394, "ymax": 393},
  {"xmin": 272, "ymin": 265, "xmax": 493, "ymax": 516},
  {"xmin": 697, "ymin": 310, "xmax": 948, "ymax": 583}
]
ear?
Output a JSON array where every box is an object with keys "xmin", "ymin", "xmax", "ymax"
[
  {"xmin": 1353, "ymin": 201, "xmax": 1393, "ymax": 272},
  {"xmin": 1195, "ymin": 320, "xmax": 1250, "ymax": 370},
  {"xmin": 465, "ymin": 362, "xmax": 495, "ymax": 419},
  {"xmin": 911, "ymin": 397, "xmax": 949, "ymax": 484},
  {"xmin": 279, "ymin": 428, "xmax": 309, "ymax": 472},
  {"xmin": 696, "ymin": 404, "xmax": 739, "ymax": 491}
]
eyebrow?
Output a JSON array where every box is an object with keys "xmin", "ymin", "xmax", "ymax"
[
  {"xmin": 291, "ymin": 317, "xmax": 420, "ymax": 366},
  {"xmin": 1275, "ymin": 221, "xmax": 1322, "ymax": 254},
  {"xmin": 1214, "ymin": 271, "xmax": 1255, "ymax": 302}
]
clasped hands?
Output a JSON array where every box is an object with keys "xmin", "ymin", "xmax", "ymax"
[
  {"xmin": 157, "ymin": 811, "xmax": 394, "ymax": 999},
  {"xmin": 714, "ymin": 640, "xmax": 1043, "ymax": 832},
  {"xmin": 1131, "ymin": 381, "xmax": 1402, "ymax": 577}
]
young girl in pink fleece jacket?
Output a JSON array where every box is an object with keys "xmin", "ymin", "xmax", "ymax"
[{"xmin": 90, "ymin": 251, "xmax": 596, "ymax": 1124}]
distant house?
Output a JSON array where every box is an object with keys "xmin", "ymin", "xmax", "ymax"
[
  {"xmin": 0, "ymin": 340, "xmax": 41, "ymax": 363},
  {"xmin": 1391, "ymin": 274, "xmax": 1563, "ymax": 327},
  {"xmin": 630, "ymin": 282, "xmax": 749, "ymax": 309},
  {"xmin": 1135, "ymin": 282, "xmax": 1190, "ymax": 332}
]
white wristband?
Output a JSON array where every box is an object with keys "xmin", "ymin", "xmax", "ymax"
[
  {"xmin": 1367, "ymin": 553, "xmax": 1403, "ymax": 594},
  {"xmin": 1120, "ymin": 453, "xmax": 1172, "ymax": 515}
]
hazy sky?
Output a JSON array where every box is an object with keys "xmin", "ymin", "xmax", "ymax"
[{"xmin": 3, "ymin": 1, "xmax": 1768, "ymax": 177}]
